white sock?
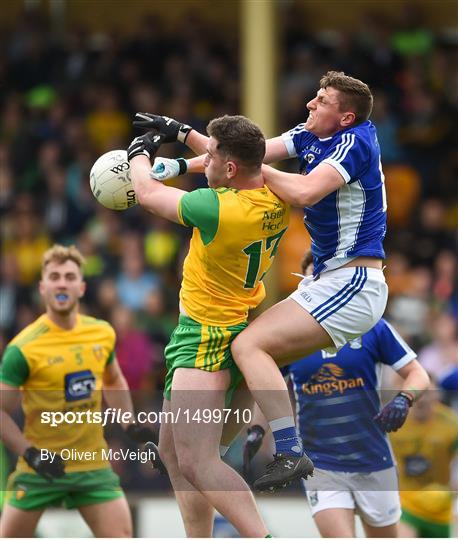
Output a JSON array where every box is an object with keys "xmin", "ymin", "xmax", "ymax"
[{"xmin": 269, "ymin": 416, "xmax": 296, "ymax": 432}]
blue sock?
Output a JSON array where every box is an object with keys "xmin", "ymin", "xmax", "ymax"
[{"xmin": 269, "ymin": 417, "xmax": 303, "ymax": 456}]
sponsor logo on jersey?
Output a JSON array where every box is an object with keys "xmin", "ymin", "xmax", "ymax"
[
  {"xmin": 302, "ymin": 362, "xmax": 365, "ymax": 396},
  {"xmin": 64, "ymin": 370, "xmax": 96, "ymax": 401},
  {"xmin": 92, "ymin": 345, "xmax": 104, "ymax": 361},
  {"xmin": 47, "ymin": 355, "xmax": 64, "ymax": 366}
]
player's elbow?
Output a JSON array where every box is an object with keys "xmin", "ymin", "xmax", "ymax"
[{"xmin": 134, "ymin": 187, "xmax": 149, "ymax": 208}]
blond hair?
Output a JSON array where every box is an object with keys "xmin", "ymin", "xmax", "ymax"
[
  {"xmin": 320, "ymin": 71, "xmax": 373, "ymax": 124},
  {"xmin": 42, "ymin": 244, "xmax": 85, "ymax": 274}
]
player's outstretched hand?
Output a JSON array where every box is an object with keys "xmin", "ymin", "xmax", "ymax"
[
  {"xmin": 127, "ymin": 133, "xmax": 164, "ymax": 162},
  {"xmin": 374, "ymin": 392, "xmax": 412, "ymax": 432},
  {"xmin": 23, "ymin": 446, "xmax": 65, "ymax": 481},
  {"xmin": 150, "ymin": 157, "xmax": 188, "ymax": 181},
  {"xmin": 133, "ymin": 113, "xmax": 192, "ymax": 144},
  {"xmin": 243, "ymin": 424, "xmax": 265, "ymax": 477},
  {"xmin": 126, "ymin": 424, "xmax": 167, "ymax": 475}
]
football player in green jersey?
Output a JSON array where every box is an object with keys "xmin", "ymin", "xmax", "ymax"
[{"xmin": 0, "ymin": 245, "xmax": 159, "ymax": 537}]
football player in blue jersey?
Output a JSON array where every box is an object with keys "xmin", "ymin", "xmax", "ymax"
[
  {"xmin": 129, "ymin": 71, "xmax": 406, "ymax": 490},
  {"xmin": 244, "ymin": 253, "xmax": 430, "ymax": 537},
  {"xmin": 291, "ymin": 253, "xmax": 429, "ymax": 536}
]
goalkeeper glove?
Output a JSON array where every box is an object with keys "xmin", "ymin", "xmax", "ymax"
[
  {"xmin": 127, "ymin": 133, "xmax": 163, "ymax": 161},
  {"xmin": 374, "ymin": 391, "xmax": 413, "ymax": 432},
  {"xmin": 243, "ymin": 425, "xmax": 265, "ymax": 477},
  {"xmin": 125, "ymin": 424, "xmax": 167, "ymax": 475},
  {"xmin": 150, "ymin": 157, "xmax": 188, "ymax": 181},
  {"xmin": 133, "ymin": 113, "xmax": 193, "ymax": 144},
  {"xmin": 23, "ymin": 446, "xmax": 65, "ymax": 480}
]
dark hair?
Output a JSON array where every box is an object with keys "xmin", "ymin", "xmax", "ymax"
[
  {"xmin": 207, "ymin": 115, "xmax": 265, "ymax": 170},
  {"xmin": 320, "ymin": 71, "xmax": 373, "ymax": 124}
]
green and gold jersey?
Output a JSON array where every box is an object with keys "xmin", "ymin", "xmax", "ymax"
[
  {"xmin": 0, "ymin": 314, "xmax": 115, "ymax": 473},
  {"xmin": 390, "ymin": 402, "xmax": 458, "ymax": 524},
  {"xmin": 177, "ymin": 186, "xmax": 289, "ymax": 326}
]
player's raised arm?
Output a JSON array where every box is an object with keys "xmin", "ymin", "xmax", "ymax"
[
  {"xmin": 133, "ymin": 112, "xmax": 209, "ymax": 155},
  {"xmin": 264, "ymin": 136, "xmax": 291, "ymax": 164},
  {"xmin": 262, "ymin": 161, "xmax": 345, "ymax": 207},
  {"xmin": 127, "ymin": 133, "xmax": 187, "ymax": 223}
]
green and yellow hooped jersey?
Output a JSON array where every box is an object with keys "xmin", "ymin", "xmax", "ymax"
[
  {"xmin": 0, "ymin": 314, "xmax": 115, "ymax": 472},
  {"xmin": 177, "ymin": 186, "xmax": 289, "ymax": 326}
]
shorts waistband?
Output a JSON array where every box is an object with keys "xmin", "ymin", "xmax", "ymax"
[
  {"xmin": 178, "ymin": 314, "xmax": 200, "ymax": 326},
  {"xmin": 316, "ymin": 266, "xmax": 385, "ymax": 282}
]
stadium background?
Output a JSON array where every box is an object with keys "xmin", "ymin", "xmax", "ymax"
[{"xmin": 1, "ymin": 0, "xmax": 457, "ymax": 536}]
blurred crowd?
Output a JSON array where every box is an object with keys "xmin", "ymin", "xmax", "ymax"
[{"xmin": 1, "ymin": 3, "xmax": 457, "ymax": 490}]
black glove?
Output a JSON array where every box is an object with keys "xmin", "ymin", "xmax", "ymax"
[
  {"xmin": 126, "ymin": 423, "xmax": 158, "ymax": 444},
  {"xmin": 243, "ymin": 425, "xmax": 265, "ymax": 477},
  {"xmin": 23, "ymin": 446, "xmax": 65, "ymax": 480},
  {"xmin": 125, "ymin": 424, "xmax": 167, "ymax": 475},
  {"xmin": 133, "ymin": 113, "xmax": 193, "ymax": 144},
  {"xmin": 374, "ymin": 392, "xmax": 413, "ymax": 432},
  {"xmin": 127, "ymin": 132, "xmax": 163, "ymax": 161}
]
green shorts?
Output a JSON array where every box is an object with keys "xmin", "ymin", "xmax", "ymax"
[
  {"xmin": 401, "ymin": 509, "xmax": 451, "ymax": 538},
  {"xmin": 6, "ymin": 468, "xmax": 123, "ymax": 511},
  {"xmin": 164, "ymin": 314, "xmax": 247, "ymax": 401}
]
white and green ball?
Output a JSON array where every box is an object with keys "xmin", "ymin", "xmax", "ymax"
[{"xmin": 90, "ymin": 150, "xmax": 137, "ymax": 210}]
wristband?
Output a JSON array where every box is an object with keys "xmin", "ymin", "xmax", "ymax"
[
  {"xmin": 176, "ymin": 158, "xmax": 188, "ymax": 175},
  {"xmin": 397, "ymin": 391, "xmax": 414, "ymax": 407}
]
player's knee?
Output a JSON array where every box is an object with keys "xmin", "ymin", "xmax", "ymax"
[
  {"xmin": 158, "ymin": 440, "xmax": 176, "ymax": 469},
  {"xmin": 176, "ymin": 449, "xmax": 211, "ymax": 487},
  {"xmin": 111, "ymin": 522, "xmax": 133, "ymax": 538},
  {"xmin": 231, "ymin": 333, "xmax": 255, "ymax": 367},
  {"xmin": 176, "ymin": 451, "xmax": 198, "ymax": 485}
]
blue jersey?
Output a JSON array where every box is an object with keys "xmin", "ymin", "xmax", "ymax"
[
  {"xmin": 283, "ymin": 319, "xmax": 416, "ymax": 472},
  {"xmin": 282, "ymin": 121, "xmax": 387, "ymax": 275}
]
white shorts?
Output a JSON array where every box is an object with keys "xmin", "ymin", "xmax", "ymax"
[
  {"xmin": 289, "ymin": 266, "xmax": 388, "ymax": 352},
  {"xmin": 304, "ymin": 467, "xmax": 401, "ymax": 527}
]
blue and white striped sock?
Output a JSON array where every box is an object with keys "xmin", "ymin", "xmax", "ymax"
[{"xmin": 269, "ymin": 417, "xmax": 303, "ymax": 456}]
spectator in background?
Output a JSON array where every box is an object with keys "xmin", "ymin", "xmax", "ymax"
[
  {"xmin": 371, "ymin": 90, "xmax": 403, "ymax": 163},
  {"xmin": 111, "ymin": 304, "xmax": 162, "ymax": 407},
  {"xmin": 86, "ymin": 87, "xmax": 131, "ymax": 153},
  {"xmin": 3, "ymin": 209, "xmax": 50, "ymax": 287},
  {"xmin": 0, "ymin": 254, "xmax": 25, "ymax": 339},
  {"xmin": 116, "ymin": 232, "xmax": 160, "ymax": 311},
  {"xmin": 386, "ymin": 266, "xmax": 433, "ymax": 349},
  {"xmin": 143, "ymin": 216, "xmax": 180, "ymax": 271},
  {"xmin": 418, "ymin": 313, "xmax": 458, "ymax": 386}
]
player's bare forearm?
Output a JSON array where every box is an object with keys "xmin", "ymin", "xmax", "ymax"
[
  {"xmin": 186, "ymin": 154, "xmax": 206, "ymax": 173},
  {"xmin": 264, "ymin": 137, "xmax": 290, "ymax": 164},
  {"xmin": 103, "ymin": 360, "xmax": 136, "ymax": 430},
  {"xmin": 262, "ymin": 165, "xmax": 307, "ymax": 206},
  {"xmin": 185, "ymin": 130, "xmax": 209, "ymax": 155},
  {"xmin": 0, "ymin": 411, "xmax": 30, "ymax": 455},
  {"xmin": 0, "ymin": 384, "xmax": 30, "ymax": 454},
  {"xmin": 130, "ymin": 155, "xmax": 184, "ymax": 223},
  {"xmin": 397, "ymin": 360, "xmax": 430, "ymax": 401},
  {"xmin": 262, "ymin": 162, "xmax": 344, "ymax": 207}
]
